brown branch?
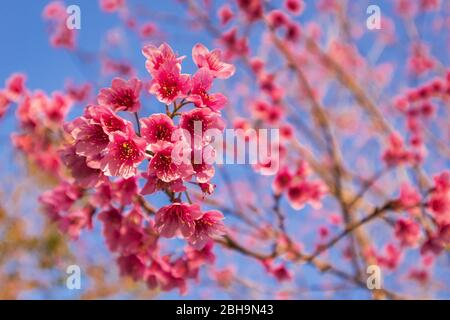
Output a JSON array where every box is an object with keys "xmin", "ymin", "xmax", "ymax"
[
  {"xmin": 215, "ymin": 233, "xmax": 403, "ymax": 300},
  {"xmin": 307, "ymin": 201, "xmax": 397, "ymax": 261},
  {"xmin": 304, "ymin": 38, "xmax": 393, "ymax": 135},
  {"xmin": 136, "ymin": 196, "xmax": 156, "ymax": 215}
]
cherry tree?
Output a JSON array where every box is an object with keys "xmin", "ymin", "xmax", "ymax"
[{"xmin": 0, "ymin": 0, "xmax": 449, "ymax": 299}]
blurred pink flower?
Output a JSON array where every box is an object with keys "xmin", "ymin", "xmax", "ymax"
[
  {"xmin": 148, "ymin": 142, "xmax": 193, "ymax": 183},
  {"xmin": 99, "ymin": 0, "xmax": 125, "ymax": 13},
  {"xmin": 395, "ymin": 218, "xmax": 421, "ymax": 247},
  {"xmin": 59, "ymin": 145, "xmax": 104, "ymax": 188},
  {"xmin": 188, "ymin": 210, "xmax": 225, "ymax": 249}
]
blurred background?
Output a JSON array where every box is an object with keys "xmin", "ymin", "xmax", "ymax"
[{"xmin": 0, "ymin": 0, "xmax": 449, "ymax": 299}]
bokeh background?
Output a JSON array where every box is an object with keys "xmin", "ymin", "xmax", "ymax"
[{"xmin": 0, "ymin": 0, "xmax": 449, "ymax": 299}]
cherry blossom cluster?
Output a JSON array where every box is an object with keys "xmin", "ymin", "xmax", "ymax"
[
  {"xmin": 383, "ymin": 70, "xmax": 450, "ymax": 168},
  {"xmin": 1, "ymin": 42, "xmax": 237, "ymax": 293},
  {"xmin": 0, "ymin": 73, "xmax": 73, "ymax": 176},
  {"xmin": 393, "ymin": 71, "xmax": 450, "ymax": 148},
  {"xmin": 352, "ymin": 164, "xmax": 450, "ymax": 280},
  {"xmin": 273, "ymin": 161, "xmax": 327, "ymax": 210},
  {"xmin": 60, "ymin": 42, "xmax": 233, "ymax": 291},
  {"xmin": 0, "ymin": 73, "xmax": 27, "ymax": 119},
  {"xmin": 374, "ymin": 171, "xmax": 450, "ymax": 273}
]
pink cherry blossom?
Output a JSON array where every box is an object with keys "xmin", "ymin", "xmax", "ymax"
[
  {"xmin": 66, "ymin": 117, "xmax": 109, "ymax": 161},
  {"xmin": 102, "ymin": 58, "xmax": 135, "ymax": 78},
  {"xmin": 192, "ymin": 161, "xmax": 215, "ymax": 184},
  {"xmin": 236, "ymin": 0, "xmax": 263, "ymax": 22},
  {"xmin": 6, "ymin": 6, "xmax": 450, "ymax": 298},
  {"xmin": 382, "ymin": 132, "xmax": 418, "ymax": 166},
  {"xmin": 91, "ymin": 182, "xmax": 114, "ymax": 209},
  {"xmin": 59, "ymin": 145, "xmax": 104, "ymax": 188},
  {"xmin": 0, "ymin": 91, "xmax": 10, "ymax": 118},
  {"xmin": 187, "ymin": 68, "xmax": 228, "ymax": 111},
  {"xmin": 100, "ymin": 129, "xmax": 147, "ymax": 178},
  {"xmin": 263, "ymin": 260, "xmax": 293, "ymax": 282},
  {"xmin": 395, "ymin": 218, "xmax": 421, "ymax": 247},
  {"xmin": 420, "ymin": 0, "xmax": 441, "ymax": 11},
  {"xmin": 155, "ymin": 203, "xmax": 203, "ymax": 238},
  {"xmin": 65, "ymin": 81, "xmax": 92, "ymax": 103},
  {"xmin": 220, "ymin": 28, "xmax": 249, "ymax": 60},
  {"xmin": 398, "ymin": 183, "xmax": 422, "ymax": 209},
  {"xmin": 39, "ymin": 182, "xmax": 82, "ymax": 220},
  {"xmin": 192, "ymin": 43, "xmax": 236, "ymax": 79},
  {"xmin": 114, "ymin": 177, "xmax": 139, "ymax": 206},
  {"xmin": 51, "ymin": 24, "xmax": 77, "ymax": 50},
  {"xmin": 44, "ymin": 92, "xmax": 72, "ymax": 124},
  {"xmin": 66, "ymin": 105, "xmax": 133, "ymax": 168},
  {"xmin": 408, "ymin": 268, "xmax": 429, "ymax": 284},
  {"xmin": 376, "ymin": 243, "xmax": 403, "ymax": 270},
  {"xmin": 117, "ymin": 254, "xmax": 146, "ymax": 281},
  {"xmin": 428, "ymin": 171, "xmax": 449, "ymax": 218},
  {"xmin": 179, "ymin": 107, "xmax": 225, "ymax": 144},
  {"xmin": 285, "ymin": 0, "xmax": 304, "ymax": 15},
  {"xmin": 185, "ymin": 241, "xmax": 216, "ymax": 269},
  {"xmin": 214, "ymin": 267, "xmax": 234, "ymax": 288},
  {"xmin": 140, "ymin": 113, "xmax": 176, "ymax": 144},
  {"xmin": 141, "ymin": 172, "xmax": 186, "ymax": 195},
  {"xmin": 272, "ymin": 166, "xmax": 292, "ymax": 195},
  {"xmin": 5, "ymin": 73, "xmax": 27, "ymax": 102},
  {"xmin": 97, "ymin": 78, "xmax": 142, "ymax": 112},
  {"xmin": 42, "ymin": 3, "xmax": 78, "ymax": 50},
  {"xmin": 139, "ymin": 22, "xmax": 157, "ymax": 39},
  {"xmin": 188, "ymin": 210, "xmax": 225, "ymax": 249},
  {"xmin": 43, "ymin": 1, "xmax": 67, "ymax": 19},
  {"xmin": 198, "ymin": 182, "xmax": 215, "ymax": 195},
  {"xmin": 267, "ymin": 10, "xmax": 289, "ymax": 29},
  {"xmin": 57, "ymin": 206, "xmax": 95, "ymax": 240},
  {"xmin": 428, "ymin": 191, "xmax": 450, "ymax": 225},
  {"xmin": 433, "ymin": 171, "xmax": 450, "ymax": 191},
  {"xmin": 147, "ymin": 257, "xmax": 188, "ymax": 294},
  {"xmin": 420, "ymin": 226, "xmax": 450, "ymax": 256},
  {"xmin": 117, "ymin": 208, "xmax": 152, "ymax": 255},
  {"xmin": 148, "ymin": 142, "xmax": 193, "ymax": 183},
  {"xmin": 98, "ymin": 207, "xmax": 123, "ymax": 251},
  {"xmin": 287, "ymin": 180, "xmax": 326, "ymax": 210},
  {"xmin": 218, "ymin": 5, "xmax": 234, "ymax": 25},
  {"xmin": 92, "ymin": 105, "xmax": 131, "ymax": 134}
]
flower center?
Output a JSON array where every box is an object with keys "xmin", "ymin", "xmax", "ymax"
[
  {"xmin": 114, "ymin": 89, "xmax": 134, "ymax": 109},
  {"xmin": 119, "ymin": 141, "xmax": 137, "ymax": 161},
  {"xmin": 156, "ymin": 124, "xmax": 171, "ymax": 141},
  {"xmin": 160, "ymin": 75, "xmax": 178, "ymax": 99}
]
